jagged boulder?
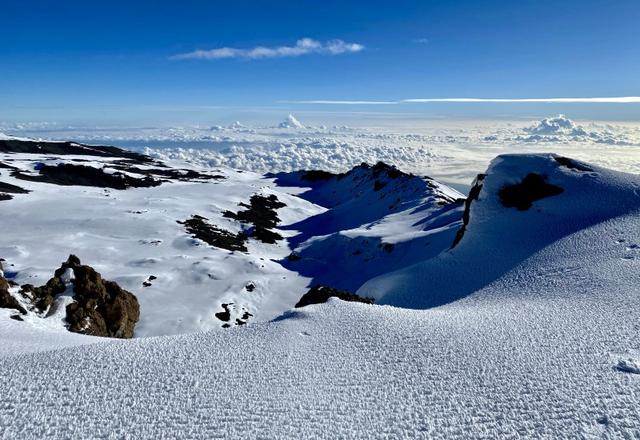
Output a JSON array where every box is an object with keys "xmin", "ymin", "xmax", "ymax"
[
  {"xmin": 57, "ymin": 255, "xmax": 140, "ymax": 338},
  {"xmin": 14, "ymin": 255, "xmax": 139, "ymax": 338},
  {"xmin": 0, "ymin": 272, "xmax": 27, "ymax": 315},
  {"xmin": 295, "ymin": 285, "xmax": 375, "ymax": 308}
]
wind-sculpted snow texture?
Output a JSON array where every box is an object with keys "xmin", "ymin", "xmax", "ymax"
[{"xmin": 1, "ymin": 213, "xmax": 640, "ymax": 438}]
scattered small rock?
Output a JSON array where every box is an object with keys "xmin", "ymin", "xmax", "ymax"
[
  {"xmin": 215, "ymin": 303, "xmax": 232, "ymax": 322},
  {"xmin": 616, "ymin": 357, "xmax": 640, "ymax": 374}
]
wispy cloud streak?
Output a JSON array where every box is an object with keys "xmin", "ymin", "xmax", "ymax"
[
  {"xmin": 285, "ymin": 100, "xmax": 397, "ymax": 105},
  {"xmin": 403, "ymin": 97, "xmax": 640, "ymax": 103},
  {"xmin": 172, "ymin": 38, "xmax": 364, "ymax": 60}
]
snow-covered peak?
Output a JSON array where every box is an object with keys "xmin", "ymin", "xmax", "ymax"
[
  {"xmin": 278, "ymin": 114, "xmax": 305, "ymax": 129},
  {"xmin": 360, "ymin": 153, "xmax": 640, "ymax": 308}
]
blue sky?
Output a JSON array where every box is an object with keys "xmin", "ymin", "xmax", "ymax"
[{"xmin": 1, "ymin": 0, "xmax": 639, "ymax": 124}]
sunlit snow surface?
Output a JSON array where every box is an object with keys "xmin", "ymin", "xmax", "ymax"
[{"xmin": 1, "ymin": 214, "xmax": 639, "ymax": 438}]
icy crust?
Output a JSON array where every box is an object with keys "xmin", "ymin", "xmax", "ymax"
[
  {"xmin": 360, "ymin": 153, "xmax": 640, "ymax": 308},
  {"xmin": 1, "ymin": 214, "xmax": 639, "ymax": 438}
]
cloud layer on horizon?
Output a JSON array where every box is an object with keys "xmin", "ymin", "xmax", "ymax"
[
  {"xmin": 287, "ymin": 97, "xmax": 640, "ymax": 105},
  {"xmin": 172, "ymin": 38, "xmax": 364, "ymax": 60}
]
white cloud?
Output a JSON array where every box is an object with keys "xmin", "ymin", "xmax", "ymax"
[
  {"xmin": 171, "ymin": 38, "xmax": 364, "ymax": 60},
  {"xmin": 403, "ymin": 97, "xmax": 640, "ymax": 103},
  {"xmin": 283, "ymin": 97, "xmax": 640, "ymax": 105},
  {"xmin": 285, "ymin": 100, "xmax": 397, "ymax": 105}
]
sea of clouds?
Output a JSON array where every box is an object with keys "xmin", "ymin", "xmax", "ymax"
[{"xmin": 2, "ymin": 115, "xmax": 639, "ymax": 187}]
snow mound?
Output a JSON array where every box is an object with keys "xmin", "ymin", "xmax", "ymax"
[
  {"xmin": 278, "ymin": 114, "xmax": 305, "ymax": 129},
  {"xmin": 360, "ymin": 153, "xmax": 640, "ymax": 308}
]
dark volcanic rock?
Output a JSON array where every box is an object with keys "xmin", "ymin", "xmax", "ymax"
[
  {"xmin": 451, "ymin": 174, "xmax": 485, "ymax": 248},
  {"xmin": 222, "ymin": 194, "xmax": 286, "ymax": 244},
  {"xmin": 223, "ymin": 194, "xmax": 286, "ymax": 230},
  {"xmin": 301, "ymin": 170, "xmax": 340, "ymax": 182},
  {"xmin": 58, "ymin": 255, "xmax": 140, "ymax": 338},
  {"xmin": 295, "ymin": 285, "xmax": 375, "ymax": 308},
  {"xmin": 0, "ymin": 181, "xmax": 30, "ymax": 194},
  {"xmin": 215, "ymin": 303, "xmax": 232, "ymax": 322},
  {"xmin": 111, "ymin": 165, "xmax": 225, "ymax": 182},
  {"xmin": 13, "ymin": 163, "xmax": 161, "ymax": 190},
  {"xmin": 178, "ymin": 215, "xmax": 248, "ymax": 252},
  {"xmin": 17, "ymin": 255, "xmax": 139, "ymax": 338},
  {"xmin": 499, "ymin": 173, "xmax": 564, "ymax": 211},
  {"xmin": 0, "ymin": 194, "xmax": 12, "ymax": 201},
  {"xmin": 0, "ymin": 274, "xmax": 27, "ymax": 315},
  {"xmin": 19, "ymin": 276, "xmax": 66, "ymax": 314},
  {"xmin": 0, "ymin": 139, "xmax": 152, "ymax": 162}
]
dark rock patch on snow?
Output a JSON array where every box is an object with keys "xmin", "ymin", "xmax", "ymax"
[
  {"xmin": 295, "ymin": 285, "xmax": 375, "ymax": 308},
  {"xmin": 111, "ymin": 164, "xmax": 225, "ymax": 182},
  {"xmin": 223, "ymin": 194, "xmax": 286, "ymax": 244},
  {"xmin": 0, "ymin": 274, "xmax": 27, "ymax": 315},
  {"xmin": 0, "ymin": 181, "xmax": 30, "ymax": 194},
  {"xmin": 13, "ymin": 163, "xmax": 162, "ymax": 190},
  {"xmin": 499, "ymin": 173, "xmax": 564, "ymax": 211},
  {"xmin": 301, "ymin": 170, "xmax": 340, "ymax": 182},
  {"xmin": 15, "ymin": 255, "xmax": 139, "ymax": 338},
  {"xmin": 0, "ymin": 139, "xmax": 152, "ymax": 163},
  {"xmin": 452, "ymin": 174, "xmax": 485, "ymax": 248},
  {"xmin": 178, "ymin": 215, "xmax": 248, "ymax": 252},
  {"xmin": 20, "ymin": 277, "xmax": 66, "ymax": 314},
  {"xmin": 60, "ymin": 255, "xmax": 140, "ymax": 338},
  {"xmin": 215, "ymin": 303, "xmax": 232, "ymax": 322}
]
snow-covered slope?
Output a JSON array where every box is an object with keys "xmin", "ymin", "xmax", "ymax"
[
  {"xmin": 1, "ymin": 211, "xmax": 639, "ymax": 438},
  {"xmin": 0, "ymin": 139, "xmax": 465, "ymax": 338},
  {"xmin": 360, "ymin": 154, "xmax": 640, "ymax": 308},
  {"xmin": 273, "ymin": 163, "xmax": 465, "ymax": 290}
]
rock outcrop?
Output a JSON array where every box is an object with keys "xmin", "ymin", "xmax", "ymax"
[
  {"xmin": 295, "ymin": 285, "xmax": 375, "ymax": 308},
  {"xmin": 0, "ymin": 269, "xmax": 27, "ymax": 315},
  {"xmin": 12, "ymin": 255, "xmax": 139, "ymax": 338},
  {"xmin": 59, "ymin": 255, "xmax": 140, "ymax": 338}
]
